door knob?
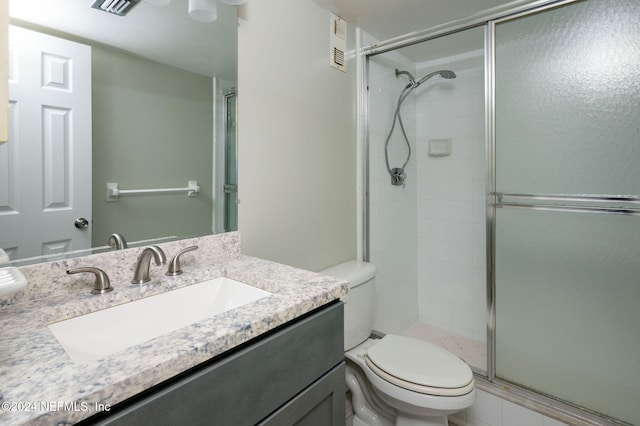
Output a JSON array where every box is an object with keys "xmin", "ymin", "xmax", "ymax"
[{"xmin": 74, "ymin": 217, "xmax": 89, "ymax": 229}]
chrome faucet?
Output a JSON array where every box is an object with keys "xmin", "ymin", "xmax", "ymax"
[
  {"xmin": 107, "ymin": 233, "xmax": 128, "ymax": 250},
  {"xmin": 131, "ymin": 246, "xmax": 167, "ymax": 284}
]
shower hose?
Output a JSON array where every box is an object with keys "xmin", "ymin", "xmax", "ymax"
[{"xmin": 384, "ymin": 83, "xmax": 415, "ymax": 186}]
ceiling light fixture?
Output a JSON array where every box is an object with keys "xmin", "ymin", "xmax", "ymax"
[
  {"xmin": 188, "ymin": 0, "xmax": 218, "ymax": 22},
  {"xmin": 95, "ymin": 0, "xmax": 244, "ymax": 21},
  {"xmin": 91, "ymin": 0, "xmax": 139, "ymax": 16}
]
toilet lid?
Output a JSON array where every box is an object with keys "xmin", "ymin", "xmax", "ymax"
[{"xmin": 365, "ymin": 335, "xmax": 474, "ymax": 396}]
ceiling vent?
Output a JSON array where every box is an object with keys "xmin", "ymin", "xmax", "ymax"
[
  {"xmin": 330, "ymin": 13, "xmax": 347, "ymax": 72},
  {"xmin": 91, "ymin": 0, "xmax": 139, "ymax": 17}
]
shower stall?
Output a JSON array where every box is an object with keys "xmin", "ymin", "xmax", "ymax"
[{"xmin": 361, "ymin": 0, "xmax": 640, "ymax": 425}]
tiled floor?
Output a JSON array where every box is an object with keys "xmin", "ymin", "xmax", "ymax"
[{"xmin": 400, "ymin": 322, "xmax": 487, "ymax": 372}]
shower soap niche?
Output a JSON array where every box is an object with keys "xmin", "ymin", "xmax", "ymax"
[{"xmin": 428, "ymin": 138, "xmax": 452, "ymax": 157}]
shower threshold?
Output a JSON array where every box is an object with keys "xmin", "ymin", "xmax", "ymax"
[{"xmin": 401, "ymin": 322, "xmax": 487, "ymax": 373}]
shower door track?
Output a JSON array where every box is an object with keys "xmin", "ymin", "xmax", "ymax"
[
  {"xmin": 473, "ymin": 375, "xmax": 627, "ymax": 426},
  {"xmin": 360, "ymin": 0, "xmax": 576, "ymax": 58}
]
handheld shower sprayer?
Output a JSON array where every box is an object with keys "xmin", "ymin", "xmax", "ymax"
[
  {"xmin": 385, "ymin": 68, "xmax": 456, "ymax": 186},
  {"xmin": 395, "ymin": 68, "xmax": 457, "ymax": 89}
]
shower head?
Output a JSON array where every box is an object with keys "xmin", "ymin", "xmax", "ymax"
[
  {"xmin": 438, "ymin": 70, "xmax": 457, "ymax": 79},
  {"xmin": 416, "ymin": 69, "xmax": 457, "ymax": 86}
]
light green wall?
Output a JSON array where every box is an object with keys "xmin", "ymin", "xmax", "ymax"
[
  {"xmin": 237, "ymin": 0, "xmax": 357, "ymax": 271},
  {"xmin": 91, "ymin": 46, "xmax": 214, "ymax": 246}
]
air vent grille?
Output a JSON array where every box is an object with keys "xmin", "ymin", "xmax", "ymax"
[
  {"xmin": 330, "ymin": 13, "xmax": 347, "ymax": 72},
  {"xmin": 91, "ymin": 0, "xmax": 139, "ymax": 16},
  {"xmin": 333, "ymin": 16, "xmax": 346, "ymax": 39},
  {"xmin": 333, "ymin": 47, "xmax": 345, "ymax": 67}
]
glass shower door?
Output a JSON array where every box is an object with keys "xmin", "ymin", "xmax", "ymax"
[{"xmin": 493, "ymin": 0, "xmax": 640, "ymax": 424}]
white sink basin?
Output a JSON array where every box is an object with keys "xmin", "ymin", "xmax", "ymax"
[{"xmin": 48, "ymin": 277, "xmax": 272, "ymax": 363}]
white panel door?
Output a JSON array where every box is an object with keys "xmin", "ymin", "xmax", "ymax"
[{"xmin": 0, "ymin": 26, "xmax": 91, "ymax": 261}]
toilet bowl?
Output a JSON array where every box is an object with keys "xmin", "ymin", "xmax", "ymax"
[
  {"xmin": 347, "ymin": 336, "xmax": 475, "ymax": 426},
  {"xmin": 322, "ymin": 261, "xmax": 475, "ymax": 426}
]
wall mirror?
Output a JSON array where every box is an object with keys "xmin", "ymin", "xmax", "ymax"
[{"xmin": 1, "ymin": 0, "xmax": 238, "ymax": 265}]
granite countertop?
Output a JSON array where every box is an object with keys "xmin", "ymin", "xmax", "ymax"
[{"xmin": 0, "ymin": 254, "xmax": 348, "ymax": 425}]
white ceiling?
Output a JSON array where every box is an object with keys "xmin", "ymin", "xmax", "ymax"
[
  {"xmin": 313, "ymin": 0, "xmax": 517, "ymax": 42},
  {"xmin": 312, "ymin": 0, "xmax": 524, "ymax": 63},
  {"xmin": 9, "ymin": 0, "xmax": 238, "ymax": 80},
  {"xmin": 9, "ymin": 0, "xmax": 529, "ymax": 79}
]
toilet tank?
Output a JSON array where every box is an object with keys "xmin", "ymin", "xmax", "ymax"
[{"xmin": 321, "ymin": 260, "xmax": 376, "ymax": 351}]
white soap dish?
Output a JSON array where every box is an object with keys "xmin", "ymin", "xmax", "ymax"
[
  {"xmin": 0, "ymin": 267, "xmax": 27, "ymax": 297},
  {"xmin": 0, "ymin": 248, "xmax": 9, "ymax": 264}
]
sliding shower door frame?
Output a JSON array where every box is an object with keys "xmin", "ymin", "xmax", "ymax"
[
  {"xmin": 488, "ymin": 2, "xmax": 637, "ymax": 424},
  {"xmin": 360, "ymin": 0, "xmax": 622, "ymax": 425}
]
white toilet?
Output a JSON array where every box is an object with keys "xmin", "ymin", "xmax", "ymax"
[{"xmin": 322, "ymin": 260, "xmax": 475, "ymax": 426}]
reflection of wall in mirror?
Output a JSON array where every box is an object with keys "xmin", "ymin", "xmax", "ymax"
[{"xmin": 91, "ymin": 45, "xmax": 214, "ymax": 246}]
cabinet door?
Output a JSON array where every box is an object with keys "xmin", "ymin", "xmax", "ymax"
[{"xmin": 259, "ymin": 363, "xmax": 346, "ymax": 426}]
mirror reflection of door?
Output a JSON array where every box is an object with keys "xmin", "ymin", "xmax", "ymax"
[
  {"xmin": 0, "ymin": 26, "xmax": 92, "ymax": 260},
  {"xmin": 223, "ymin": 89, "xmax": 237, "ymax": 232}
]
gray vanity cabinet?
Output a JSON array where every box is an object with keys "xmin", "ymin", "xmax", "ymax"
[{"xmin": 83, "ymin": 301, "xmax": 345, "ymax": 426}]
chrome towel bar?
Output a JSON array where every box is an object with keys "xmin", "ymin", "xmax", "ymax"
[{"xmin": 105, "ymin": 181, "xmax": 200, "ymax": 201}]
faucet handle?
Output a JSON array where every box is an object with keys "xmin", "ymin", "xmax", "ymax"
[
  {"xmin": 67, "ymin": 267, "xmax": 113, "ymax": 295},
  {"xmin": 166, "ymin": 246, "xmax": 198, "ymax": 276}
]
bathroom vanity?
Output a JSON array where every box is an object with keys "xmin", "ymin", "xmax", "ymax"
[
  {"xmin": 83, "ymin": 303, "xmax": 345, "ymax": 426},
  {"xmin": 0, "ymin": 232, "xmax": 349, "ymax": 425}
]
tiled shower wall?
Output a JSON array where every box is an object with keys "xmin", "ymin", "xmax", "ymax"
[
  {"xmin": 368, "ymin": 53, "xmax": 419, "ymax": 334},
  {"xmin": 368, "ymin": 50, "xmax": 487, "ymax": 344},
  {"xmin": 416, "ymin": 51, "xmax": 487, "ymax": 343}
]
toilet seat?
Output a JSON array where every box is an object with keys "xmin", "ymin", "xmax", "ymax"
[{"xmin": 365, "ymin": 335, "xmax": 474, "ymax": 397}]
